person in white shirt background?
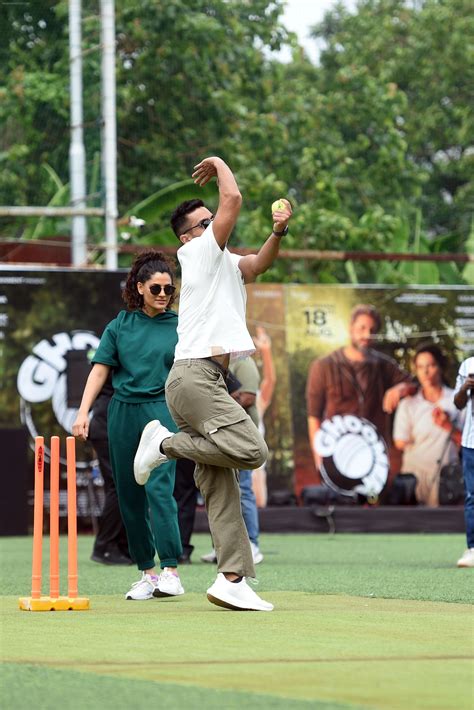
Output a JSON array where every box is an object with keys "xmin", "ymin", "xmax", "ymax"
[
  {"xmin": 252, "ymin": 326, "xmax": 277, "ymax": 508},
  {"xmin": 453, "ymin": 355, "xmax": 474, "ymax": 568}
]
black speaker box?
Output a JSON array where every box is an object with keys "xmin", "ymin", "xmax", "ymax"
[{"xmin": 0, "ymin": 427, "xmax": 29, "ymax": 535}]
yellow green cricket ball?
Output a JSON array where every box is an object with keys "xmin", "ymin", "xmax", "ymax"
[{"xmin": 271, "ymin": 199, "xmax": 287, "ymax": 213}]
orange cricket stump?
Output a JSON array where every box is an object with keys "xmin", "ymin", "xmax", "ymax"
[
  {"xmin": 19, "ymin": 435, "xmax": 90, "ymax": 612},
  {"xmin": 50, "ymin": 435, "xmax": 60, "ymax": 599}
]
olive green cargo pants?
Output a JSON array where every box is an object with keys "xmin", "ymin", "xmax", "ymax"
[{"xmin": 164, "ymin": 358, "xmax": 268, "ymax": 578}]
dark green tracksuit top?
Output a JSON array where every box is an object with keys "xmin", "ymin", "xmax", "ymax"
[{"xmin": 91, "ymin": 309, "xmax": 178, "ymax": 402}]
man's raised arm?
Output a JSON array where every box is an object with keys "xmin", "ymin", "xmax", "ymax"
[{"xmin": 192, "ymin": 156, "xmax": 242, "ymax": 248}]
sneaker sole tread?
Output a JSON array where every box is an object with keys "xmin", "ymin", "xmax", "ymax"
[
  {"xmin": 206, "ymin": 592, "xmax": 273, "ymax": 611},
  {"xmin": 134, "ymin": 421, "xmax": 161, "ymax": 485}
]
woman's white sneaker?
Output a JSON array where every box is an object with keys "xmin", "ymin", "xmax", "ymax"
[
  {"xmin": 133, "ymin": 420, "xmax": 172, "ymax": 485},
  {"xmin": 125, "ymin": 572, "xmax": 159, "ymax": 600},
  {"xmin": 206, "ymin": 573, "xmax": 273, "ymax": 611},
  {"xmin": 153, "ymin": 568, "xmax": 185, "ymax": 597}
]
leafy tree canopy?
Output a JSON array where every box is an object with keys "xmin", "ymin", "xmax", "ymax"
[{"xmin": 0, "ymin": 0, "xmax": 471, "ymax": 284}]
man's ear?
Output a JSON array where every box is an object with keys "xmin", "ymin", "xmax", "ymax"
[{"xmin": 179, "ymin": 234, "xmax": 190, "ymax": 244}]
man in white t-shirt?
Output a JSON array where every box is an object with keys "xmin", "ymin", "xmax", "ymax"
[
  {"xmin": 134, "ymin": 156, "xmax": 292, "ymax": 610},
  {"xmin": 453, "ymin": 356, "xmax": 474, "ymax": 568}
]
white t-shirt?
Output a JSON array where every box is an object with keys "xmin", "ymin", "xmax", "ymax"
[
  {"xmin": 393, "ymin": 386, "xmax": 463, "ymax": 479},
  {"xmin": 454, "ymin": 356, "xmax": 474, "ymax": 448},
  {"xmin": 174, "ymin": 223, "xmax": 255, "ymax": 360}
]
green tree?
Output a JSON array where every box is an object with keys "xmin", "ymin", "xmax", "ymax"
[
  {"xmin": 0, "ymin": 0, "xmax": 470, "ymax": 287},
  {"xmin": 0, "ymin": 0, "xmax": 289, "ymax": 227},
  {"xmin": 313, "ymin": 0, "xmax": 474, "ymax": 242}
]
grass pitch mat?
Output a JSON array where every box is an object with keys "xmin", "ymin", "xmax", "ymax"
[{"xmin": 1, "ymin": 533, "xmax": 473, "ymax": 709}]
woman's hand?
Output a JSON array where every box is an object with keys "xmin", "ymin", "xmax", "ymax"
[
  {"xmin": 432, "ymin": 407, "xmax": 450, "ymax": 431},
  {"xmin": 72, "ymin": 412, "xmax": 90, "ymax": 440}
]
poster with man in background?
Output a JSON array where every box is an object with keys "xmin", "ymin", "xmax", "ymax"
[{"xmin": 285, "ymin": 285, "xmax": 472, "ymax": 502}]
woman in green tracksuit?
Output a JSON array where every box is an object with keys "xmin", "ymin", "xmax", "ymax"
[{"xmin": 73, "ymin": 250, "xmax": 184, "ymax": 601}]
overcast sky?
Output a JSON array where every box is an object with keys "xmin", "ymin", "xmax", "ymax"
[{"xmin": 280, "ymin": 0, "xmax": 357, "ymax": 62}]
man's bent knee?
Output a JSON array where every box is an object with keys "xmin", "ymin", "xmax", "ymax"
[{"xmin": 244, "ymin": 437, "xmax": 268, "ymax": 469}]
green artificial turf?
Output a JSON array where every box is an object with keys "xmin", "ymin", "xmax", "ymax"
[
  {"xmin": 1, "ymin": 533, "xmax": 473, "ymax": 710},
  {"xmin": 2, "ymin": 532, "xmax": 473, "ymax": 602},
  {"xmin": 1, "ymin": 663, "xmax": 349, "ymax": 710}
]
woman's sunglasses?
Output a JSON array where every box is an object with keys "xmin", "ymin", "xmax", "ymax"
[{"xmin": 148, "ymin": 284, "xmax": 176, "ymax": 296}]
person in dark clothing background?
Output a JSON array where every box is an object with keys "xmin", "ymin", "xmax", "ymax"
[
  {"xmin": 88, "ymin": 374, "xmax": 132, "ymax": 565},
  {"xmin": 173, "ymin": 458, "xmax": 198, "ymax": 564}
]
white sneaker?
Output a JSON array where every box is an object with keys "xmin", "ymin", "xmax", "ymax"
[
  {"xmin": 153, "ymin": 568, "xmax": 185, "ymax": 597},
  {"xmin": 457, "ymin": 548, "xmax": 474, "ymax": 568},
  {"xmin": 251, "ymin": 542, "xmax": 263, "ymax": 565},
  {"xmin": 134, "ymin": 420, "xmax": 172, "ymax": 485},
  {"xmin": 125, "ymin": 572, "xmax": 159, "ymax": 600},
  {"xmin": 201, "ymin": 549, "xmax": 217, "ymax": 564},
  {"xmin": 207, "ymin": 573, "xmax": 273, "ymax": 611}
]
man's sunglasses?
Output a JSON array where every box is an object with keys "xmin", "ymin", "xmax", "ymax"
[
  {"xmin": 184, "ymin": 215, "xmax": 214, "ymax": 233},
  {"xmin": 148, "ymin": 284, "xmax": 176, "ymax": 296}
]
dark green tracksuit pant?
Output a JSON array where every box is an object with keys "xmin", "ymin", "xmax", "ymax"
[{"xmin": 107, "ymin": 397, "xmax": 182, "ymax": 571}]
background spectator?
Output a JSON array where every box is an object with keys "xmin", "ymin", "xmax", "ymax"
[
  {"xmin": 393, "ymin": 343, "xmax": 463, "ymax": 506},
  {"xmin": 454, "ymin": 356, "xmax": 474, "ymax": 568}
]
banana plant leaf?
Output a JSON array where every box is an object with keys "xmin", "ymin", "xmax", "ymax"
[{"xmin": 124, "ymin": 179, "xmax": 218, "ymax": 224}]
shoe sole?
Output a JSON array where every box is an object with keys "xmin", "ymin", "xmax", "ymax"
[
  {"xmin": 134, "ymin": 421, "xmax": 161, "ymax": 485},
  {"xmin": 457, "ymin": 562, "xmax": 474, "ymax": 568},
  {"xmin": 206, "ymin": 592, "xmax": 273, "ymax": 612},
  {"xmin": 125, "ymin": 594, "xmax": 153, "ymax": 600},
  {"xmin": 201, "ymin": 557, "xmax": 217, "ymax": 564},
  {"xmin": 153, "ymin": 589, "xmax": 185, "ymax": 598}
]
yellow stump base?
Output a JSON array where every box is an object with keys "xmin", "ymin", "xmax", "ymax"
[{"xmin": 18, "ymin": 596, "xmax": 90, "ymax": 611}]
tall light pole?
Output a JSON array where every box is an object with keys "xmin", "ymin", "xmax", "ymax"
[
  {"xmin": 101, "ymin": 0, "xmax": 118, "ymax": 270},
  {"xmin": 69, "ymin": 0, "xmax": 87, "ymax": 266}
]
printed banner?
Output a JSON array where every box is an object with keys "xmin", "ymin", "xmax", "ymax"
[
  {"xmin": 284, "ymin": 285, "xmax": 473, "ymax": 499},
  {"xmin": 0, "ymin": 270, "xmax": 472, "ymax": 513}
]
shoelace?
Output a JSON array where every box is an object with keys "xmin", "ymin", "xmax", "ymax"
[{"xmin": 130, "ymin": 575, "xmax": 157, "ymax": 589}]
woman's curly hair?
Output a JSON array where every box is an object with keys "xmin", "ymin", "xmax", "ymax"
[{"xmin": 122, "ymin": 250, "xmax": 176, "ymax": 311}]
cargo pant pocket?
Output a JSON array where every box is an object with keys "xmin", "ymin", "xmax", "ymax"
[{"xmin": 202, "ymin": 410, "xmax": 267, "ymax": 469}]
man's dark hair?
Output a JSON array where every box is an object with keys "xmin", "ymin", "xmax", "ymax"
[
  {"xmin": 350, "ymin": 304, "xmax": 382, "ymax": 334},
  {"xmin": 170, "ymin": 199, "xmax": 205, "ymax": 238}
]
